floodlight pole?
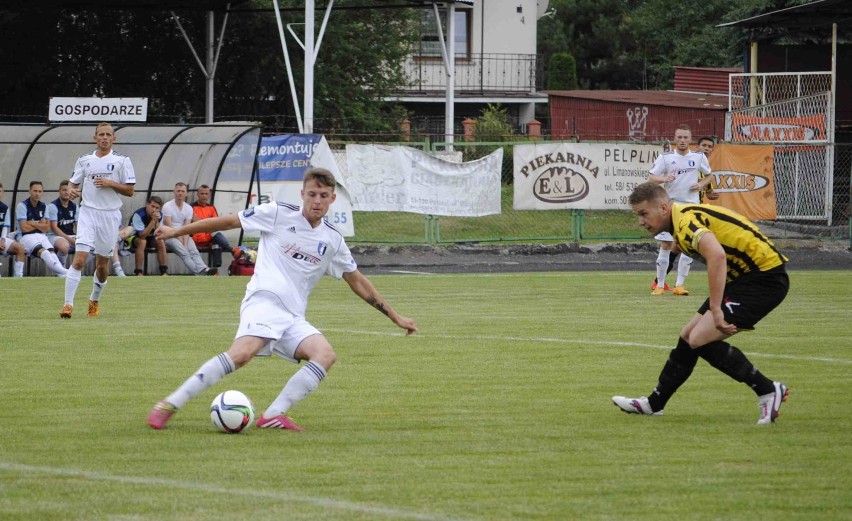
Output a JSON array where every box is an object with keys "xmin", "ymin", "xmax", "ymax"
[{"xmin": 432, "ymin": 1, "xmax": 456, "ymax": 150}]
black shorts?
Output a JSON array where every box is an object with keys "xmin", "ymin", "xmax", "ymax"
[{"xmin": 697, "ymin": 265, "xmax": 789, "ymax": 330}]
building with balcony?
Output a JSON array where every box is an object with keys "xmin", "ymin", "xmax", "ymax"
[{"xmin": 387, "ymin": 0, "xmax": 549, "ymax": 138}]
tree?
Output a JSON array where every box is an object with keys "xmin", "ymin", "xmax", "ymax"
[
  {"xmin": 0, "ymin": 0, "xmax": 418, "ymax": 133},
  {"xmin": 547, "ymin": 52, "xmax": 578, "ymax": 90}
]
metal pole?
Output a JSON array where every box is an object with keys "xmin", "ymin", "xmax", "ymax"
[
  {"xmin": 206, "ymin": 11, "xmax": 215, "ymax": 123},
  {"xmin": 304, "ymin": 0, "xmax": 315, "ymax": 133},
  {"xmin": 445, "ymin": 1, "xmax": 455, "ymax": 149}
]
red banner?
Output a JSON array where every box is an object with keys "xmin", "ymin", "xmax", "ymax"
[{"xmin": 707, "ymin": 144, "xmax": 777, "ymax": 221}]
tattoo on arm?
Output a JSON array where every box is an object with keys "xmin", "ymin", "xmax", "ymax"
[{"xmin": 366, "ymin": 295, "xmax": 389, "ymax": 316}]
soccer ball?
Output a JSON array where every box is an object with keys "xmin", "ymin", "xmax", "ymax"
[{"xmin": 210, "ymin": 390, "xmax": 255, "ymax": 433}]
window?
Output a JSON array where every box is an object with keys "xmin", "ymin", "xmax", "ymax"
[{"xmin": 419, "ymin": 8, "xmax": 470, "ymax": 59}]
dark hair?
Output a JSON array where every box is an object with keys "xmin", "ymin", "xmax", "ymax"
[
  {"xmin": 303, "ymin": 167, "xmax": 336, "ymax": 190},
  {"xmin": 174, "ymin": 182, "xmax": 188, "ymax": 189},
  {"xmin": 698, "ymin": 136, "xmax": 715, "ymax": 145},
  {"xmin": 198, "ymin": 184, "xmax": 211, "ymax": 190},
  {"xmin": 29, "ymin": 180, "xmax": 43, "ymax": 188},
  {"xmin": 676, "ymin": 124, "xmax": 691, "ymax": 132},
  {"xmin": 60, "ymin": 180, "xmax": 71, "ymax": 188},
  {"xmin": 147, "ymin": 195, "xmax": 164, "ymax": 206},
  {"xmin": 628, "ymin": 182, "xmax": 669, "ymax": 206}
]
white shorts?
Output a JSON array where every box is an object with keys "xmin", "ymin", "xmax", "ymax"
[
  {"xmin": 0, "ymin": 237, "xmax": 18, "ymax": 256},
  {"xmin": 76, "ymin": 207, "xmax": 122, "ymax": 257},
  {"xmin": 655, "ymin": 231, "xmax": 674, "ymax": 242},
  {"xmin": 235, "ymin": 290, "xmax": 321, "ymax": 364},
  {"xmin": 19, "ymin": 233, "xmax": 53, "ymax": 255},
  {"xmin": 48, "ymin": 234, "xmax": 74, "ymax": 247}
]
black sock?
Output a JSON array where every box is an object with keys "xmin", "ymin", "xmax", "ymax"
[
  {"xmin": 159, "ymin": 265, "xmax": 169, "ymax": 274},
  {"xmin": 666, "ymin": 251, "xmax": 678, "ymax": 275},
  {"xmin": 695, "ymin": 341, "xmax": 774, "ymax": 395},
  {"xmin": 648, "ymin": 337, "xmax": 698, "ymax": 412}
]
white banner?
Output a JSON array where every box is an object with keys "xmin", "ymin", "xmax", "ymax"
[
  {"xmin": 49, "ymin": 97, "xmax": 148, "ymax": 122},
  {"xmin": 342, "ymin": 145, "xmax": 502, "ymax": 216},
  {"xmin": 513, "ymin": 142, "xmax": 660, "ymax": 210}
]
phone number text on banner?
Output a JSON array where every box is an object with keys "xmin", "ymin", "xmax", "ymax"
[{"xmin": 513, "ymin": 142, "xmax": 660, "ymax": 210}]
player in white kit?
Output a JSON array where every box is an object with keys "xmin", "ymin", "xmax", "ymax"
[
  {"xmin": 147, "ymin": 168, "xmax": 417, "ymax": 431},
  {"xmin": 648, "ymin": 124, "xmax": 712, "ymax": 296},
  {"xmin": 60, "ymin": 122, "xmax": 136, "ymax": 318}
]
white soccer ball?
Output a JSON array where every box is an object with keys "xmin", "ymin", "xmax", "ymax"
[{"xmin": 210, "ymin": 390, "xmax": 255, "ymax": 433}]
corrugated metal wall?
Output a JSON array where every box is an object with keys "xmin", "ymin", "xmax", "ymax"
[
  {"xmin": 550, "ymin": 97, "xmax": 727, "ymax": 142},
  {"xmin": 674, "ymin": 67, "xmax": 741, "ymax": 94}
]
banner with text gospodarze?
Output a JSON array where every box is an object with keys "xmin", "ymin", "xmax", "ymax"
[
  {"xmin": 342, "ymin": 145, "xmax": 502, "ymax": 216},
  {"xmin": 256, "ymin": 134, "xmax": 354, "ymax": 236},
  {"xmin": 513, "ymin": 142, "xmax": 660, "ymax": 210}
]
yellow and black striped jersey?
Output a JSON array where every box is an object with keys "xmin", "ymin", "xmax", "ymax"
[{"xmin": 671, "ymin": 202, "xmax": 787, "ymax": 281}]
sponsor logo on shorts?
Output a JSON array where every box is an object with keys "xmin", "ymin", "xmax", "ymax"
[{"xmin": 724, "ymin": 298, "xmax": 740, "ymax": 314}]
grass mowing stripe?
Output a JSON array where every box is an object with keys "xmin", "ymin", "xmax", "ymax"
[
  {"xmin": 322, "ymin": 328, "xmax": 852, "ymax": 365},
  {"xmin": 0, "ymin": 462, "xmax": 473, "ymax": 521}
]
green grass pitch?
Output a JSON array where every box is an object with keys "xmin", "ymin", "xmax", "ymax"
[{"xmin": 1, "ymin": 270, "xmax": 850, "ymax": 520}]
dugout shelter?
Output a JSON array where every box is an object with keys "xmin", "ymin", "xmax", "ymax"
[{"xmin": 0, "ymin": 122, "xmax": 262, "ymax": 274}]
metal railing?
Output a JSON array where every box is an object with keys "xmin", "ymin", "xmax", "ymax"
[{"xmin": 400, "ymin": 53, "xmax": 541, "ymax": 94}]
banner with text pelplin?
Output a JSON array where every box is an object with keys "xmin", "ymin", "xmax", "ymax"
[{"xmin": 513, "ymin": 142, "xmax": 660, "ymax": 210}]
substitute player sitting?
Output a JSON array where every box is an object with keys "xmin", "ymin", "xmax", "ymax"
[
  {"xmin": 147, "ymin": 168, "xmax": 417, "ymax": 431},
  {"xmin": 613, "ymin": 182, "xmax": 789, "ymax": 425}
]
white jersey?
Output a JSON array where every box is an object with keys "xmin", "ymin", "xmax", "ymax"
[
  {"xmin": 649, "ymin": 150, "xmax": 710, "ymax": 204},
  {"xmin": 238, "ymin": 202, "xmax": 357, "ymax": 317},
  {"xmin": 162, "ymin": 199, "xmax": 194, "ymax": 228},
  {"xmin": 70, "ymin": 150, "xmax": 136, "ymax": 210}
]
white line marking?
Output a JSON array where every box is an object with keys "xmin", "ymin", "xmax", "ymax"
[
  {"xmin": 322, "ymin": 328, "xmax": 852, "ymax": 365},
  {"xmin": 385, "ymin": 269, "xmax": 436, "ymax": 275},
  {"xmin": 0, "ymin": 462, "xmax": 472, "ymax": 521}
]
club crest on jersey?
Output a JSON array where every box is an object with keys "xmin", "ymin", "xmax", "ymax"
[
  {"xmin": 317, "ymin": 242, "xmax": 327, "ymax": 256},
  {"xmin": 107, "ymin": 164, "xmax": 115, "ymax": 171},
  {"xmin": 688, "ymin": 160, "xmax": 695, "ymax": 167}
]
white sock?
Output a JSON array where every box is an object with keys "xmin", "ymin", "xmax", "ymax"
[
  {"xmin": 165, "ymin": 353, "xmax": 236, "ymax": 409},
  {"xmin": 656, "ymin": 247, "xmax": 670, "ymax": 286},
  {"xmin": 64, "ymin": 267, "xmax": 82, "ymax": 305},
  {"xmin": 113, "ymin": 261, "xmax": 125, "ymax": 277},
  {"xmin": 263, "ymin": 361, "xmax": 326, "ymax": 418},
  {"xmin": 675, "ymin": 254, "xmax": 693, "ymax": 287},
  {"xmin": 90, "ymin": 274, "xmax": 107, "ymax": 302},
  {"xmin": 41, "ymin": 250, "xmax": 68, "ymax": 276},
  {"xmin": 14, "ymin": 260, "xmax": 24, "ymax": 277}
]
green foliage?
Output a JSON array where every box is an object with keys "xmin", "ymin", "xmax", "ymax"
[
  {"xmin": 1, "ymin": 271, "xmax": 851, "ymax": 519},
  {"xmin": 470, "ymin": 104, "xmax": 519, "ymax": 184},
  {"xmin": 547, "ymin": 52, "xmax": 578, "ymax": 90}
]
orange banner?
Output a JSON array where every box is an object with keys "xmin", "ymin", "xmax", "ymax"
[
  {"xmin": 707, "ymin": 144, "xmax": 777, "ymax": 221},
  {"xmin": 731, "ymin": 113, "xmax": 825, "ymax": 142}
]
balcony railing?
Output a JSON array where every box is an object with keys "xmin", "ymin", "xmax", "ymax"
[{"xmin": 401, "ymin": 53, "xmax": 542, "ymax": 94}]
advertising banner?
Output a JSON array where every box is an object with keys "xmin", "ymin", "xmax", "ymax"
[
  {"xmin": 49, "ymin": 97, "xmax": 148, "ymax": 122},
  {"xmin": 707, "ymin": 144, "xmax": 777, "ymax": 221},
  {"xmin": 342, "ymin": 145, "xmax": 502, "ymax": 216},
  {"xmin": 730, "ymin": 113, "xmax": 825, "ymax": 142},
  {"xmin": 513, "ymin": 142, "xmax": 660, "ymax": 210},
  {"xmin": 256, "ymin": 134, "xmax": 354, "ymax": 236}
]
